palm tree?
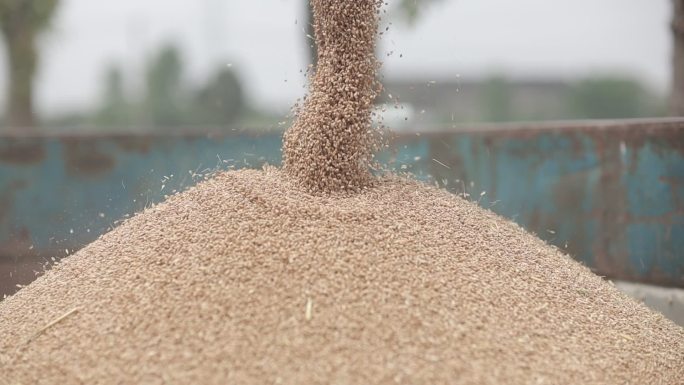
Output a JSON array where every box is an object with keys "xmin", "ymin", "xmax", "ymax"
[{"xmin": 0, "ymin": 0, "xmax": 60, "ymax": 129}]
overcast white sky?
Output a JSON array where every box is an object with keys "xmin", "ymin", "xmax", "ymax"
[{"xmin": 0, "ymin": 0, "xmax": 673, "ymax": 115}]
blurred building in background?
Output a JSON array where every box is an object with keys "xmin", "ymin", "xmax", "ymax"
[{"xmin": 383, "ymin": 76, "xmax": 664, "ymax": 129}]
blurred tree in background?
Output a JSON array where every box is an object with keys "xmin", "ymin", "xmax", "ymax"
[
  {"xmin": 0, "ymin": 0, "xmax": 59, "ymax": 129},
  {"xmin": 672, "ymin": 0, "xmax": 684, "ymax": 115},
  {"xmin": 145, "ymin": 45, "xmax": 185, "ymax": 127},
  {"xmin": 94, "ymin": 65, "xmax": 130, "ymax": 128},
  {"xmin": 193, "ymin": 68, "xmax": 244, "ymax": 127},
  {"xmin": 570, "ymin": 78, "xmax": 657, "ymax": 119},
  {"xmin": 91, "ymin": 44, "xmax": 245, "ymax": 130},
  {"xmin": 395, "ymin": 0, "xmax": 444, "ymax": 25},
  {"xmin": 481, "ymin": 76, "xmax": 513, "ymax": 122}
]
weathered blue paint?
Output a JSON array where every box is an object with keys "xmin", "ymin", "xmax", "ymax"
[
  {"xmin": 1, "ymin": 119, "xmax": 683, "ymax": 296},
  {"xmin": 401, "ymin": 120, "xmax": 684, "ymax": 287}
]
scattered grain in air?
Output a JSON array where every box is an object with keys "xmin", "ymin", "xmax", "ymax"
[
  {"xmin": 1, "ymin": 0, "xmax": 682, "ymax": 384},
  {"xmin": 432, "ymin": 159, "xmax": 450, "ymax": 169}
]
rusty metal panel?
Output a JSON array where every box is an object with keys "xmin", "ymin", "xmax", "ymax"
[
  {"xmin": 0, "ymin": 119, "xmax": 683, "ymax": 297},
  {"xmin": 0, "ymin": 132, "xmax": 282, "ymax": 296},
  {"xmin": 389, "ymin": 119, "xmax": 684, "ymax": 287}
]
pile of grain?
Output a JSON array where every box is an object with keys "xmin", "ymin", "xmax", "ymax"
[
  {"xmin": 1, "ymin": 0, "xmax": 683, "ymax": 383},
  {"xmin": 1, "ymin": 168, "xmax": 682, "ymax": 384},
  {"xmin": 283, "ymin": 0, "xmax": 384, "ymax": 193}
]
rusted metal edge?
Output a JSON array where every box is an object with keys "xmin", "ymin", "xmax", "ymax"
[
  {"xmin": 1, "ymin": 118, "xmax": 683, "ymax": 139},
  {"xmin": 406, "ymin": 117, "xmax": 684, "ymax": 134}
]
